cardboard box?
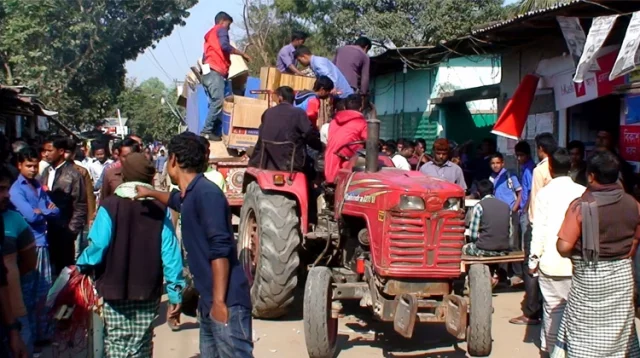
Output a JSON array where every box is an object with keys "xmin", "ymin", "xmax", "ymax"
[
  {"xmin": 222, "ymin": 95, "xmax": 268, "ymax": 149},
  {"xmin": 279, "ymin": 73, "xmax": 315, "ymax": 91},
  {"xmin": 231, "ymin": 96, "xmax": 267, "ymax": 128},
  {"xmin": 227, "ymin": 127, "xmax": 260, "ymax": 149}
]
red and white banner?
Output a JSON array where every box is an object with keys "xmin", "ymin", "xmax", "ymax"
[
  {"xmin": 492, "ymin": 74, "xmax": 540, "ymax": 140},
  {"xmin": 554, "ymin": 49, "xmax": 625, "ymax": 110},
  {"xmin": 620, "ymin": 125, "xmax": 640, "ymax": 162}
]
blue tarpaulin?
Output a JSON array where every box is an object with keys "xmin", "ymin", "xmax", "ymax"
[{"xmin": 186, "ymin": 78, "xmax": 258, "ymax": 134}]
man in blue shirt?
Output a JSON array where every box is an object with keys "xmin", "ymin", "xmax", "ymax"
[
  {"xmin": 489, "ymin": 152, "xmax": 522, "ymax": 254},
  {"xmin": 276, "ymin": 31, "xmax": 308, "ymax": 75},
  {"xmin": 10, "ymin": 147, "xmax": 59, "ymax": 348},
  {"xmin": 136, "ymin": 132, "xmax": 252, "ymax": 357},
  {"xmin": 513, "ymin": 141, "xmax": 535, "ymax": 285},
  {"xmin": 295, "ymin": 46, "xmax": 354, "ymax": 99}
]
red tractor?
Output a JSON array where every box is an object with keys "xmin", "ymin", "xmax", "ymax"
[{"xmin": 238, "ymin": 119, "xmax": 493, "ymax": 357}]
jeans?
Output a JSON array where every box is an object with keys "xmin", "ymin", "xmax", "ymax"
[
  {"xmin": 201, "ymin": 70, "xmax": 226, "ymax": 135},
  {"xmin": 521, "ymin": 214, "xmax": 542, "ymax": 319},
  {"xmin": 199, "ymin": 305, "xmax": 253, "ymax": 358}
]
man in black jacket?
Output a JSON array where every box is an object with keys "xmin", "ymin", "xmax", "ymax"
[
  {"xmin": 41, "ymin": 136, "xmax": 87, "ymax": 274},
  {"xmin": 248, "ymin": 86, "xmax": 323, "ymax": 173}
]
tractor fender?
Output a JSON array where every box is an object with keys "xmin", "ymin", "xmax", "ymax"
[
  {"xmin": 340, "ymin": 211, "xmax": 381, "ymax": 266},
  {"xmin": 243, "ymin": 167, "xmax": 309, "ymax": 234}
]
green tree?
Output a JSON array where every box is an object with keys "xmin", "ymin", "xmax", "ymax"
[
  {"xmin": 115, "ymin": 78, "xmax": 182, "ymax": 143},
  {"xmin": 238, "ymin": 0, "xmax": 510, "ymax": 75},
  {"xmin": 0, "ymin": 0, "xmax": 197, "ymax": 128}
]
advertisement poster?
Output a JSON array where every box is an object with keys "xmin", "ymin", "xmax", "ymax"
[
  {"xmin": 574, "ymin": 15, "xmax": 618, "ymax": 83},
  {"xmin": 557, "ymin": 17, "xmax": 589, "ymax": 68},
  {"xmin": 626, "ymin": 95, "xmax": 640, "ymax": 125},
  {"xmin": 611, "ymin": 11, "xmax": 640, "ymax": 80},
  {"xmin": 554, "ymin": 49, "xmax": 624, "ymax": 110},
  {"xmin": 621, "ymin": 125, "xmax": 640, "ymax": 162}
]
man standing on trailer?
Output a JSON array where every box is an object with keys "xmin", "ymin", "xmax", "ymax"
[{"xmin": 201, "ymin": 11, "xmax": 251, "ymax": 141}]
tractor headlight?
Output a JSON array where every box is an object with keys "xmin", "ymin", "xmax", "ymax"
[
  {"xmin": 443, "ymin": 198, "xmax": 461, "ymax": 211},
  {"xmin": 398, "ymin": 195, "xmax": 425, "ymax": 211}
]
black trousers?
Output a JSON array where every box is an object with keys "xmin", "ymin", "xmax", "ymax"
[
  {"xmin": 48, "ymin": 226, "xmax": 77, "ymax": 276},
  {"xmin": 521, "ymin": 215, "xmax": 542, "ymax": 319}
]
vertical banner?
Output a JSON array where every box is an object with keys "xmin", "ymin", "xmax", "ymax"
[
  {"xmin": 574, "ymin": 15, "xmax": 619, "ymax": 83},
  {"xmin": 557, "ymin": 17, "xmax": 589, "ymax": 68},
  {"xmin": 611, "ymin": 11, "xmax": 640, "ymax": 81}
]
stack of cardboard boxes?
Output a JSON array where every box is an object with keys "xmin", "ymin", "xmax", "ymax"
[{"xmin": 222, "ymin": 67, "xmax": 316, "ymax": 149}]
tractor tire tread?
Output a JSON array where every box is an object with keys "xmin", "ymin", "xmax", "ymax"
[
  {"xmin": 467, "ymin": 264, "xmax": 493, "ymax": 357},
  {"xmin": 304, "ymin": 267, "xmax": 337, "ymax": 358},
  {"xmin": 245, "ymin": 182, "xmax": 301, "ymax": 319}
]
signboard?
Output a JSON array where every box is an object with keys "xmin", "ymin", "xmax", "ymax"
[
  {"xmin": 625, "ymin": 95, "xmax": 640, "ymax": 125},
  {"xmin": 611, "ymin": 11, "xmax": 640, "ymax": 80},
  {"xmin": 554, "ymin": 50, "xmax": 625, "ymax": 110},
  {"xmin": 620, "ymin": 125, "xmax": 640, "ymax": 162},
  {"xmin": 557, "ymin": 17, "xmax": 589, "ymax": 68},
  {"xmin": 574, "ymin": 15, "xmax": 618, "ymax": 83}
]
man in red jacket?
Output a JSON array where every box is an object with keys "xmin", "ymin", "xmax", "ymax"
[
  {"xmin": 324, "ymin": 94, "xmax": 367, "ymax": 184},
  {"xmin": 201, "ymin": 11, "xmax": 250, "ymax": 141}
]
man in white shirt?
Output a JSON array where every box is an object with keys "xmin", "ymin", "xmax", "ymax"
[
  {"xmin": 529, "ymin": 148, "xmax": 585, "ymax": 355},
  {"xmin": 389, "ymin": 142, "xmax": 411, "ymax": 171},
  {"xmin": 88, "ymin": 141, "xmax": 113, "ymax": 190}
]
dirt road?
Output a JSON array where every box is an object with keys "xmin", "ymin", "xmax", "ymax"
[{"xmin": 151, "ymin": 291, "xmax": 542, "ymax": 358}]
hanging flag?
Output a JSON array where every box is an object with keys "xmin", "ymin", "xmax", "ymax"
[
  {"xmin": 557, "ymin": 17, "xmax": 591, "ymax": 69},
  {"xmin": 574, "ymin": 15, "xmax": 619, "ymax": 83},
  {"xmin": 611, "ymin": 11, "xmax": 640, "ymax": 81},
  {"xmin": 492, "ymin": 74, "xmax": 540, "ymax": 140}
]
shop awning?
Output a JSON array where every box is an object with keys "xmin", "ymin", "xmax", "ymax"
[{"xmin": 431, "ymin": 84, "xmax": 500, "ymax": 105}]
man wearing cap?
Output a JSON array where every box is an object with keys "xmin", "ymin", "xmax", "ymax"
[
  {"xmin": 419, "ymin": 138, "xmax": 467, "ymax": 191},
  {"xmin": 77, "ymin": 152, "xmax": 184, "ymax": 357}
]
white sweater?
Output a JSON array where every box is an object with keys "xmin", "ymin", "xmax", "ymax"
[{"xmin": 530, "ymin": 176, "xmax": 585, "ymax": 277}]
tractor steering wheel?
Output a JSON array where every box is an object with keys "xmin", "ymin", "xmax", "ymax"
[{"xmin": 334, "ymin": 140, "xmax": 367, "ymax": 161}]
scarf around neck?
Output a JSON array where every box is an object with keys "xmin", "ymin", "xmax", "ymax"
[{"xmin": 580, "ymin": 184, "xmax": 624, "ymax": 263}]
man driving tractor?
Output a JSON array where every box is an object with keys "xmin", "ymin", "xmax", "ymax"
[{"xmin": 248, "ymin": 86, "xmax": 323, "ymax": 175}]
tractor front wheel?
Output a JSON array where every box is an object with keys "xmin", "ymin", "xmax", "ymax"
[
  {"xmin": 466, "ymin": 264, "xmax": 493, "ymax": 357},
  {"xmin": 238, "ymin": 181, "xmax": 301, "ymax": 319},
  {"xmin": 304, "ymin": 267, "xmax": 338, "ymax": 358}
]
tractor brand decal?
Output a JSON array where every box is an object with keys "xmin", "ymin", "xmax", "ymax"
[
  {"xmin": 345, "ymin": 193, "xmax": 376, "ymax": 203},
  {"xmin": 344, "ymin": 190, "xmax": 389, "ymax": 204},
  {"xmin": 378, "ymin": 211, "xmax": 385, "ymax": 222}
]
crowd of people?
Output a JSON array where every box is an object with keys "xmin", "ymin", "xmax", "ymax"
[{"xmin": 0, "ymin": 131, "xmax": 250, "ymax": 358}]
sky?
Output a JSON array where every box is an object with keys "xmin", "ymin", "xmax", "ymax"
[
  {"xmin": 125, "ymin": 1, "xmax": 244, "ymax": 85},
  {"xmin": 126, "ymin": 0, "xmax": 520, "ymax": 85}
]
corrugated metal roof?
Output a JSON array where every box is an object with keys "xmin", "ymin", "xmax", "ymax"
[{"xmin": 472, "ymin": 0, "xmax": 582, "ymax": 34}]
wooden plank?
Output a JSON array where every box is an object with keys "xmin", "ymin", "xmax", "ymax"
[{"xmin": 258, "ymin": 67, "xmax": 281, "ymax": 100}]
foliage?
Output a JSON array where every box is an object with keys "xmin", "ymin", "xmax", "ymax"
[
  {"xmin": 0, "ymin": 0, "xmax": 197, "ymax": 128},
  {"xmin": 114, "ymin": 78, "xmax": 182, "ymax": 143},
  {"xmin": 239, "ymin": 0, "xmax": 511, "ymax": 75}
]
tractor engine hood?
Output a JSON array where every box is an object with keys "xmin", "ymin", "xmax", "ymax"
[{"xmin": 343, "ymin": 169, "xmax": 465, "ymax": 212}]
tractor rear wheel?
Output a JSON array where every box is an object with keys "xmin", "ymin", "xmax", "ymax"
[
  {"xmin": 238, "ymin": 182, "xmax": 301, "ymax": 319},
  {"xmin": 467, "ymin": 264, "xmax": 493, "ymax": 357},
  {"xmin": 304, "ymin": 267, "xmax": 338, "ymax": 358}
]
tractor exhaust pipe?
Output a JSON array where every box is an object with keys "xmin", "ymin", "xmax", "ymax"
[{"xmin": 365, "ymin": 118, "xmax": 380, "ymax": 173}]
